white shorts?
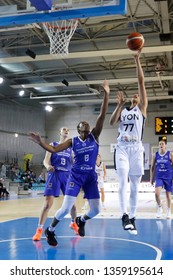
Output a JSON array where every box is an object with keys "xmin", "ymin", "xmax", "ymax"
[
  {"xmin": 115, "ymin": 142, "xmax": 144, "ymax": 176},
  {"xmin": 98, "ymin": 179, "xmax": 104, "ymax": 189}
]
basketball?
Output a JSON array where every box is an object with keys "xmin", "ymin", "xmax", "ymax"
[{"xmin": 126, "ymin": 32, "xmax": 144, "ymax": 51}]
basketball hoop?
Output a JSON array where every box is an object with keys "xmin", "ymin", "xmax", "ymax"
[{"xmin": 42, "ymin": 19, "xmax": 78, "ymax": 56}]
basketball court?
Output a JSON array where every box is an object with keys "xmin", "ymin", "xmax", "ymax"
[
  {"xmin": 0, "ymin": 191, "xmax": 172, "ymax": 260},
  {"xmin": 0, "ymin": 0, "xmax": 173, "ymax": 269},
  {"xmin": 0, "ymin": 217, "xmax": 172, "ymax": 260}
]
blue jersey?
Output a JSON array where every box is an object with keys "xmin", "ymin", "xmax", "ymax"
[
  {"xmin": 72, "ymin": 133, "xmax": 99, "ymax": 172},
  {"xmin": 50, "ymin": 141, "xmax": 72, "ymax": 172},
  {"xmin": 155, "ymin": 151, "xmax": 173, "ymax": 180}
]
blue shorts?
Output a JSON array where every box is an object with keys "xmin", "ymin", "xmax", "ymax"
[
  {"xmin": 155, "ymin": 178, "xmax": 173, "ymax": 192},
  {"xmin": 65, "ymin": 169, "xmax": 100, "ymax": 199},
  {"xmin": 44, "ymin": 170, "xmax": 70, "ymax": 197}
]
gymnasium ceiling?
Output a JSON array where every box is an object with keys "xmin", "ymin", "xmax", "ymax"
[{"xmin": 0, "ymin": 0, "xmax": 173, "ymax": 110}]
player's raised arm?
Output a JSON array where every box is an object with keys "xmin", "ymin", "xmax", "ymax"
[
  {"xmin": 134, "ymin": 50, "xmax": 148, "ymax": 117},
  {"xmin": 109, "ymin": 91, "xmax": 126, "ymax": 125},
  {"xmin": 92, "ymin": 80, "xmax": 110, "ymax": 139},
  {"xmin": 28, "ymin": 132, "xmax": 72, "ymax": 152}
]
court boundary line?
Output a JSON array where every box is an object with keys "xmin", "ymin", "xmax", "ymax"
[{"xmin": 0, "ymin": 235, "xmax": 162, "ymax": 260}]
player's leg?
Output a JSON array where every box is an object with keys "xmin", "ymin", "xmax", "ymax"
[
  {"xmin": 69, "ymin": 204, "xmax": 79, "ymax": 234},
  {"xmin": 117, "ymin": 168, "xmax": 134, "ymax": 230},
  {"xmin": 164, "ymin": 180, "xmax": 172, "ymax": 219},
  {"xmin": 60, "ymin": 171, "xmax": 78, "ymax": 234},
  {"xmin": 81, "ymin": 198, "xmax": 89, "ymax": 210},
  {"xmin": 76, "ymin": 172, "xmax": 100, "ymax": 237},
  {"xmin": 128, "ymin": 174, "xmax": 141, "ymax": 235},
  {"xmin": 45, "ymin": 195, "xmax": 77, "ymax": 246},
  {"xmin": 128, "ymin": 144, "xmax": 144, "ymax": 234},
  {"xmin": 116, "ymin": 145, "xmax": 133, "ymax": 230},
  {"xmin": 76, "ymin": 198, "xmax": 100, "ymax": 237},
  {"xmin": 98, "ymin": 179, "xmax": 105, "ymax": 209},
  {"xmin": 156, "ymin": 190, "xmax": 163, "ymax": 219},
  {"xmin": 165, "ymin": 191, "xmax": 172, "ymax": 219},
  {"xmin": 100, "ymin": 187, "xmax": 106, "ymax": 209},
  {"xmin": 155, "ymin": 178, "xmax": 163, "ymax": 218},
  {"xmin": 33, "ymin": 171, "xmax": 59, "ymax": 241},
  {"xmin": 32, "ymin": 195, "xmax": 54, "ymax": 241}
]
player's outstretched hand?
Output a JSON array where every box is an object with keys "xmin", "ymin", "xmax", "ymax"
[
  {"xmin": 102, "ymin": 79, "xmax": 110, "ymax": 95},
  {"xmin": 117, "ymin": 91, "xmax": 126, "ymax": 106},
  {"xmin": 28, "ymin": 132, "xmax": 41, "ymax": 145},
  {"xmin": 134, "ymin": 49, "xmax": 142, "ymax": 61}
]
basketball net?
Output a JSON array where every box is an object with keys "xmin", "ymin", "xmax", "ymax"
[{"xmin": 43, "ymin": 19, "xmax": 78, "ymax": 56}]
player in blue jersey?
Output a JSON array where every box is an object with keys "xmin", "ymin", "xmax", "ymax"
[
  {"xmin": 109, "ymin": 50, "xmax": 148, "ymax": 235},
  {"xmin": 29, "ymin": 79, "xmax": 110, "ymax": 246},
  {"xmin": 32, "ymin": 127, "xmax": 78, "ymax": 241},
  {"xmin": 150, "ymin": 138, "xmax": 173, "ymax": 219}
]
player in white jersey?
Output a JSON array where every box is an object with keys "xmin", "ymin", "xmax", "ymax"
[
  {"xmin": 96, "ymin": 154, "xmax": 107, "ymax": 209},
  {"xmin": 109, "ymin": 50, "xmax": 148, "ymax": 235}
]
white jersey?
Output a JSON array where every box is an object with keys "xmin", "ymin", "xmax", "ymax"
[
  {"xmin": 117, "ymin": 105, "xmax": 145, "ymax": 144},
  {"xmin": 96, "ymin": 162, "xmax": 105, "ymax": 189},
  {"xmin": 96, "ymin": 162, "xmax": 105, "ymax": 180}
]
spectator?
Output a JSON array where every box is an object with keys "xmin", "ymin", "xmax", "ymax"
[
  {"xmin": 1, "ymin": 163, "xmax": 7, "ymax": 178},
  {"xmin": 37, "ymin": 172, "xmax": 46, "ymax": 183},
  {"xmin": 0, "ymin": 178, "xmax": 9, "ymax": 198}
]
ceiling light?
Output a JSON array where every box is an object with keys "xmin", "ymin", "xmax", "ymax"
[
  {"xmin": 0, "ymin": 77, "xmax": 4, "ymax": 84},
  {"xmin": 19, "ymin": 90, "xmax": 25, "ymax": 96},
  {"xmin": 14, "ymin": 133, "xmax": 19, "ymax": 138},
  {"xmin": 45, "ymin": 105, "xmax": 53, "ymax": 112}
]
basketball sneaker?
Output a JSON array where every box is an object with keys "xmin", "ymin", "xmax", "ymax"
[
  {"xmin": 75, "ymin": 216, "xmax": 86, "ymax": 237},
  {"xmin": 45, "ymin": 227, "xmax": 58, "ymax": 246},
  {"xmin": 128, "ymin": 217, "xmax": 138, "ymax": 235},
  {"xmin": 166, "ymin": 208, "xmax": 171, "ymax": 219},
  {"xmin": 69, "ymin": 221, "xmax": 79, "ymax": 235},
  {"xmin": 102, "ymin": 203, "xmax": 106, "ymax": 210},
  {"xmin": 156, "ymin": 206, "xmax": 163, "ymax": 218},
  {"xmin": 122, "ymin": 213, "xmax": 134, "ymax": 230},
  {"xmin": 32, "ymin": 228, "xmax": 43, "ymax": 241}
]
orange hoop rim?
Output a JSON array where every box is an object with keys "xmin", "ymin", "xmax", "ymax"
[{"xmin": 43, "ymin": 19, "xmax": 79, "ymax": 31}]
